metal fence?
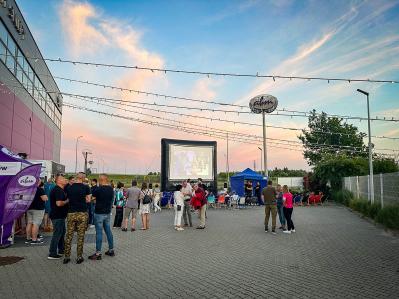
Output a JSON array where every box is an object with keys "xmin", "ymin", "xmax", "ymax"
[{"xmin": 343, "ymin": 172, "xmax": 399, "ymax": 207}]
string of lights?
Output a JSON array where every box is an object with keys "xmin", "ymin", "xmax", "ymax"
[
  {"xmin": 49, "ymin": 75, "xmax": 399, "ymax": 122},
  {"xmin": 65, "ymin": 98, "xmax": 399, "ymax": 154},
  {"xmin": 62, "ymin": 102, "xmax": 396, "ymax": 158},
  {"xmin": 61, "ymin": 92, "xmax": 399, "ymax": 122},
  {"xmin": 64, "ymin": 93, "xmax": 399, "ymax": 140},
  {"xmin": 24, "ymin": 55, "xmax": 399, "ymax": 84}
]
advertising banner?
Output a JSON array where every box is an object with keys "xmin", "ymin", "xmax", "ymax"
[{"xmin": 0, "ymin": 146, "xmax": 41, "ymax": 246}]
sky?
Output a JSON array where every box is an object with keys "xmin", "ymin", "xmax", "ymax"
[{"xmin": 17, "ymin": 0, "xmax": 399, "ymax": 174}]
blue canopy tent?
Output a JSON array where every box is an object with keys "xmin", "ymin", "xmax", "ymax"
[{"xmin": 230, "ymin": 168, "xmax": 267, "ymax": 203}]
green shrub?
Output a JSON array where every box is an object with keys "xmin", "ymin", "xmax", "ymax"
[
  {"xmin": 376, "ymin": 205, "xmax": 399, "ymax": 229},
  {"xmin": 367, "ymin": 203, "xmax": 382, "ymax": 220},
  {"xmin": 332, "ymin": 189, "xmax": 353, "ymax": 206}
]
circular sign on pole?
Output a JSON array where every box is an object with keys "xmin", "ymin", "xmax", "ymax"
[{"xmin": 249, "ymin": 94, "xmax": 278, "ymax": 114}]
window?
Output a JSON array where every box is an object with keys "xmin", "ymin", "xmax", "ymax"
[
  {"xmin": 0, "ymin": 41, "xmax": 5, "ymax": 63},
  {"xmin": 5, "ymin": 50, "xmax": 15, "ymax": 73},
  {"xmin": 16, "ymin": 65, "xmax": 23, "ymax": 82},
  {"xmin": 0, "ymin": 21, "xmax": 7, "ymax": 44},
  {"xmin": 16, "ymin": 48, "xmax": 24, "ymax": 68},
  {"xmin": 6, "ymin": 35, "xmax": 16, "ymax": 57}
]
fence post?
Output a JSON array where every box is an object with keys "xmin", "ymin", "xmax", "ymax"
[
  {"xmin": 348, "ymin": 177, "xmax": 352, "ymax": 192},
  {"xmin": 356, "ymin": 176, "xmax": 359, "ymax": 199},
  {"xmin": 380, "ymin": 173, "xmax": 384, "ymax": 208},
  {"xmin": 367, "ymin": 175, "xmax": 370, "ymax": 202}
]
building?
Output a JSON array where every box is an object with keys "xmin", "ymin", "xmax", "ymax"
[{"xmin": 0, "ymin": 0, "xmax": 62, "ymax": 162}]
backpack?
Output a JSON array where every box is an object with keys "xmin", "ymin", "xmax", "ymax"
[{"xmin": 142, "ymin": 190, "xmax": 152, "ymax": 205}]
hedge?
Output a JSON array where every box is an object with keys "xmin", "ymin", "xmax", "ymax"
[{"xmin": 332, "ymin": 190, "xmax": 399, "ymax": 230}]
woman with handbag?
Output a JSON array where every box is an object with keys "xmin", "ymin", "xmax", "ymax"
[
  {"xmin": 139, "ymin": 182, "xmax": 151, "ymax": 230},
  {"xmin": 173, "ymin": 185, "xmax": 185, "ymax": 231}
]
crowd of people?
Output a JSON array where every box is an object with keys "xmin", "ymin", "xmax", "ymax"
[{"xmin": 24, "ymin": 174, "xmax": 296, "ymax": 264}]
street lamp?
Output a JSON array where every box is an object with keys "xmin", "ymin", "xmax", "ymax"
[
  {"xmin": 357, "ymin": 89, "xmax": 374, "ymax": 204},
  {"xmin": 258, "ymin": 147, "xmax": 263, "ymax": 174},
  {"xmin": 75, "ymin": 135, "xmax": 83, "ymax": 173}
]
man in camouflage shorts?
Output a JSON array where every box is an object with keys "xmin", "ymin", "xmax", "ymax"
[{"xmin": 63, "ymin": 172, "xmax": 91, "ymax": 264}]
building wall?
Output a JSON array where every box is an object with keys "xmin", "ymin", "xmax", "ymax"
[{"xmin": 0, "ymin": 0, "xmax": 61, "ymax": 162}]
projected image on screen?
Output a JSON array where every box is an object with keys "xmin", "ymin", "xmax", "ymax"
[{"xmin": 169, "ymin": 144, "xmax": 214, "ymax": 180}]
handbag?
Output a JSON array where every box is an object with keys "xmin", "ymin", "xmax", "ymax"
[{"xmin": 142, "ymin": 190, "xmax": 152, "ymax": 205}]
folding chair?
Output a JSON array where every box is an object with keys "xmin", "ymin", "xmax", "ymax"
[
  {"xmin": 238, "ymin": 196, "xmax": 246, "ymax": 209},
  {"xmin": 207, "ymin": 195, "xmax": 216, "ymax": 208},
  {"xmin": 216, "ymin": 195, "xmax": 226, "ymax": 209}
]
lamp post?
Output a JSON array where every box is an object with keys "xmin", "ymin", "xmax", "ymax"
[
  {"xmin": 357, "ymin": 89, "xmax": 374, "ymax": 204},
  {"xmin": 75, "ymin": 135, "xmax": 83, "ymax": 173},
  {"xmin": 249, "ymin": 95, "xmax": 278, "ymax": 178},
  {"xmin": 258, "ymin": 147, "xmax": 263, "ymax": 174}
]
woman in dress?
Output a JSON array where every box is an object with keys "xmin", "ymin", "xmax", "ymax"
[{"xmin": 139, "ymin": 182, "xmax": 151, "ymax": 230}]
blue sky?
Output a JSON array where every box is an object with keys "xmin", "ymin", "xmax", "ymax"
[{"xmin": 17, "ymin": 0, "xmax": 399, "ymax": 173}]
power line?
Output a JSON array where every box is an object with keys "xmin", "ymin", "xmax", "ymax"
[
  {"xmin": 26, "ymin": 56, "xmax": 399, "ymax": 84},
  {"xmin": 65, "ymin": 98, "xmax": 398, "ymax": 153},
  {"xmin": 62, "ymin": 92, "xmax": 399, "ymax": 122},
  {"xmin": 51, "ymin": 75, "xmax": 399, "ymax": 122}
]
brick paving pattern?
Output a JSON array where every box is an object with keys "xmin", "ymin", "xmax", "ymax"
[{"xmin": 0, "ymin": 205, "xmax": 398, "ymax": 298}]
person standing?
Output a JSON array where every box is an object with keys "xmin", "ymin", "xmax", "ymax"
[
  {"xmin": 181, "ymin": 180, "xmax": 193, "ymax": 227},
  {"xmin": 48, "ymin": 174, "xmax": 69, "ymax": 259},
  {"xmin": 174, "ymin": 185, "xmax": 185, "ymax": 231},
  {"xmin": 63, "ymin": 173, "xmax": 91, "ymax": 264},
  {"xmin": 153, "ymin": 184, "xmax": 162, "ymax": 213},
  {"xmin": 254, "ymin": 182, "xmax": 261, "ymax": 205},
  {"xmin": 139, "ymin": 182, "xmax": 150, "ymax": 230},
  {"xmin": 43, "ymin": 178, "xmax": 55, "ymax": 232},
  {"xmin": 26, "ymin": 180, "xmax": 48, "ymax": 244},
  {"xmin": 282, "ymin": 185, "xmax": 295, "ymax": 234},
  {"xmin": 193, "ymin": 183, "xmax": 206, "ymax": 229},
  {"xmin": 123, "ymin": 180, "xmax": 141, "ymax": 232},
  {"xmin": 87, "ymin": 179, "xmax": 98, "ymax": 228},
  {"xmin": 113, "ymin": 182, "xmax": 125, "ymax": 228},
  {"xmin": 89, "ymin": 174, "xmax": 115, "ymax": 260},
  {"xmin": 276, "ymin": 184, "xmax": 286, "ymax": 231},
  {"xmin": 262, "ymin": 180, "xmax": 277, "ymax": 234}
]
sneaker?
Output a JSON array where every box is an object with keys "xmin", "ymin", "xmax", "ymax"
[
  {"xmin": 196, "ymin": 226, "xmax": 205, "ymax": 229},
  {"xmin": 131, "ymin": 228, "xmax": 136, "ymax": 232},
  {"xmin": 30, "ymin": 240, "xmax": 44, "ymax": 245},
  {"xmin": 283, "ymin": 230, "xmax": 292, "ymax": 234},
  {"xmin": 89, "ymin": 225, "xmax": 95, "ymax": 229},
  {"xmin": 122, "ymin": 228, "xmax": 127, "ymax": 232},
  {"xmin": 271, "ymin": 230, "xmax": 277, "ymax": 235},
  {"xmin": 177, "ymin": 227, "xmax": 184, "ymax": 231},
  {"xmin": 291, "ymin": 229, "xmax": 296, "ymax": 233},
  {"xmin": 105, "ymin": 250, "xmax": 115, "ymax": 257},
  {"xmin": 88, "ymin": 253, "xmax": 102, "ymax": 261},
  {"xmin": 25, "ymin": 239, "xmax": 32, "ymax": 244},
  {"xmin": 265, "ymin": 226, "xmax": 269, "ymax": 233},
  {"xmin": 37, "ymin": 234, "xmax": 44, "ymax": 239},
  {"xmin": 63, "ymin": 258, "xmax": 70, "ymax": 264},
  {"xmin": 278, "ymin": 226, "xmax": 284, "ymax": 230},
  {"xmin": 76, "ymin": 257, "xmax": 84, "ymax": 264},
  {"xmin": 48, "ymin": 254, "xmax": 62, "ymax": 260}
]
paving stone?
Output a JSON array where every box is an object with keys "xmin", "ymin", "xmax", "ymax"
[{"xmin": 0, "ymin": 205, "xmax": 398, "ymax": 298}]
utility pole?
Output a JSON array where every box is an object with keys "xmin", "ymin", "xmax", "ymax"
[
  {"xmin": 75, "ymin": 136, "xmax": 83, "ymax": 173},
  {"xmin": 262, "ymin": 111, "xmax": 268, "ymax": 177},
  {"xmin": 82, "ymin": 149, "xmax": 92, "ymax": 176},
  {"xmin": 357, "ymin": 89, "xmax": 374, "ymax": 203},
  {"xmin": 226, "ymin": 133, "xmax": 230, "ymax": 186}
]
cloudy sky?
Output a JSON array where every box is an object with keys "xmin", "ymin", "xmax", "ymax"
[{"xmin": 18, "ymin": 0, "xmax": 399, "ymax": 173}]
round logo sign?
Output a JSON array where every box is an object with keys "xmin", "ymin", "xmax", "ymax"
[
  {"xmin": 18, "ymin": 175, "xmax": 37, "ymax": 187},
  {"xmin": 249, "ymin": 94, "xmax": 278, "ymax": 114}
]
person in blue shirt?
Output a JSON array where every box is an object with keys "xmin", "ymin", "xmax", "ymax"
[{"xmin": 43, "ymin": 177, "xmax": 56, "ymax": 232}]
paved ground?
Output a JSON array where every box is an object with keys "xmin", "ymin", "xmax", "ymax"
[{"xmin": 0, "ymin": 205, "xmax": 398, "ymax": 299}]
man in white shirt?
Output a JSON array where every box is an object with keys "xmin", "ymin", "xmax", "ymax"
[{"xmin": 181, "ymin": 180, "xmax": 193, "ymax": 227}]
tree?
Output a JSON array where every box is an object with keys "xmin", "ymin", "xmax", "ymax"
[
  {"xmin": 373, "ymin": 157, "xmax": 399, "ymax": 173},
  {"xmin": 299, "ymin": 110, "xmax": 367, "ymax": 166}
]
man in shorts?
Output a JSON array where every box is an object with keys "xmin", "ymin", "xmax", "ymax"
[
  {"xmin": 26, "ymin": 180, "xmax": 48, "ymax": 244},
  {"xmin": 122, "ymin": 180, "xmax": 141, "ymax": 232}
]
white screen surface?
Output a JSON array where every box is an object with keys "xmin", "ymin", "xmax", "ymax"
[{"xmin": 169, "ymin": 144, "xmax": 214, "ymax": 180}]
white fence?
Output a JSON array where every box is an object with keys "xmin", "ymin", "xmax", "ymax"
[
  {"xmin": 277, "ymin": 177, "xmax": 303, "ymax": 188},
  {"xmin": 343, "ymin": 172, "xmax": 399, "ymax": 207}
]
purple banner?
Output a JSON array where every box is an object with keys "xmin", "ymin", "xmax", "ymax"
[
  {"xmin": 2, "ymin": 164, "xmax": 42, "ymax": 224},
  {"xmin": 0, "ymin": 145, "xmax": 41, "ymax": 246}
]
